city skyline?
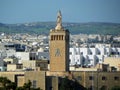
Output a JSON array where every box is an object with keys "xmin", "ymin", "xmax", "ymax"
[{"xmin": 0, "ymin": 0, "xmax": 120, "ymax": 24}]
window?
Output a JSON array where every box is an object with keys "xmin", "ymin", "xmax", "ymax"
[
  {"xmin": 32, "ymin": 80, "xmax": 37, "ymax": 88},
  {"xmin": 111, "ymin": 52, "xmax": 115, "ymax": 55},
  {"xmin": 51, "ymin": 35, "xmax": 53, "ymax": 40},
  {"xmin": 98, "ymin": 52, "xmax": 101, "ymax": 55},
  {"xmin": 17, "ymin": 65, "xmax": 22, "ymax": 69},
  {"xmin": 77, "ymin": 76, "xmax": 82, "ymax": 80},
  {"xmin": 80, "ymin": 52, "xmax": 83, "ymax": 55},
  {"xmin": 114, "ymin": 76, "xmax": 119, "ymax": 81},
  {"xmin": 62, "ymin": 35, "xmax": 63, "ymax": 40},
  {"xmin": 30, "ymin": 56, "xmax": 35, "ymax": 60},
  {"xmin": 89, "ymin": 52, "xmax": 92, "ymax": 55},
  {"xmin": 102, "ymin": 76, "xmax": 107, "ymax": 80},
  {"xmin": 7, "ymin": 61, "xmax": 11, "ymax": 64},
  {"xmin": 89, "ymin": 76, "xmax": 94, "ymax": 80},
  {"xmin": 117, "ymin": 52, "xmax": 120, "ymax": 55},
  {"xmin": 69, "ymin": 52, "xmax": 72, "ymax": 55},
  {"xmin": 37, "ymin": 63, "xmax": 40, "ymax": 67}
]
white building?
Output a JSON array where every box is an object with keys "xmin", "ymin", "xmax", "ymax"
[
  {"xmin": 15, "ymin": 51, "xmax": 49, "ymax": 63},
  {"xmin": 15, "ymin": 52, "xmax": 30, "ymax": 63},
  {"xmin": 69, "ymin": 45, "xmax": 120, "ymax": 67},
  {"xmin": 0, "ymin": 50, "xmax": 7, "ymax": 71}
]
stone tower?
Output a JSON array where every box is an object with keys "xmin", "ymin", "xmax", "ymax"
[{"xmin": 49, "ymin": 10, "xmax": 70, "ymax": 72}]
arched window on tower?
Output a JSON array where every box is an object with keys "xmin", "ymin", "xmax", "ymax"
[
  {"xmin": 62, "ymin": 35, "xmax": 63, "ymax": 40},
  {"xmin": 51, "ymin": 35, "xmax": 53, "ymax": 40}
]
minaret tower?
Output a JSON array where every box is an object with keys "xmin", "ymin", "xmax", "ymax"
[{"xmin": 49, "ymin": 10, "xmax": 70, "ymax": 72}]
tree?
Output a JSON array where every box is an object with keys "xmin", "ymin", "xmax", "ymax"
[
  {"xmin": 111, "ymin": 86, "xmax": 120, "ymax": 90},
  {"xmin": 16, "ymin": 86, "xmax": 24, "ymax": 90},
  {"xmin": 0, "ymin": 77, "xmax": 11, "ymax": 89},
  {"xmin": 59, "ymin": 76, "xmax": 86, "ymax": 90},
  {"xmin": 59, "ymin": 76, "xmax": 79, "ymax": 90},
  {"xmin": 22, "ymin": 80, "xmax": 42, "ymax": 90},
  {"xmin": 0, "ymin": 77, "xmax": 42, "ymax": 90},
  {"xmin": 0, "ymin": 77, "xmax": 17, "ymax": 90},
  {"xmin": 23, "ymin": 80, "xmax": 32, "ymax": 90},
  {"xmin": 7, "ymin": 82, "xmax": 17, "ymax": 90}
]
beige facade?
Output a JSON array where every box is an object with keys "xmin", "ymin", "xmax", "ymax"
[
  {"xmin": 70, "ymin": 66, "xmax": 98, "ymax": 71},
  {"xmin": 46, "ymin": 71, "xmax": 68, "ymax": 77},
  {"xmin": 46, "ymin": 71, "xmax": 120, "ymax": 90},
  {"xmin": 22, "ymin": 60, "xmax": 36, "ymax": 70},
  {"xmin": 0, "ymin": 71, "xmax": 46, "ymax": 90},
  {"xmin": 22, "ymin": 60, "xmax": 48, "ymax": 71},
  {"xmin": 24, "ymin": 71, "xmax": 46, "ymax": 90},
  {"xmin": 103, "ymin": 57, "xmax": 120, "ymax": 71},
  {"xmin": 70, "ymin": 63, "xmax": 109, "ymax": 72},
  {"xmin": 49, "ymin": 11, "xmax": 69, "ymax": 72},
  {"xmin": 0, "ymin": 72, "xmax": 24, "ymax": 82},
  {"xmin": 17, "ymin": 76, "xmax": 25, "ymax": 87},
  {"xmin": 4, "ymin": 58, "xmax": 18, "ymax": 64},
  {"xmin": 72, "ymin": 71, "xmax": 120, "ymax": 90},
  {"xmin": 7, "ymin": 64, "xmax": 23, "ymax": 71},
  {"xmin": 0, "ymin": 71, "xmax": 120, "ymax": 90},
  {"xmin": 16, "ymin": 52, "xmax": 30, "ymax": 61}
]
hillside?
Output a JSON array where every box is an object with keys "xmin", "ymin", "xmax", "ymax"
[{"xmin": 0, "ymin": 22, "xmax": 120, "ymax": 35}]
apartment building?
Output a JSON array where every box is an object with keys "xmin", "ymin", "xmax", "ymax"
[{"xmin": 70, "ymin": 46, "xmax": 120, "ymax": 67}]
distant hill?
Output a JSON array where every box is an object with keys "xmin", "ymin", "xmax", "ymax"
[{"xmin": 0, "ymin": 22, "xmax": 120, "ymax": 35}]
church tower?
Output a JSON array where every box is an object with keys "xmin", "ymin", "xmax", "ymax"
[{"xmin": 49, "ymin": 11, "xmax": 70, "ymax": 72}]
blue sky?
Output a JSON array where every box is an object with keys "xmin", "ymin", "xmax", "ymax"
[{"xmin": 0, "ymin": 0, "xmax": 120, "ymax": 24}]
